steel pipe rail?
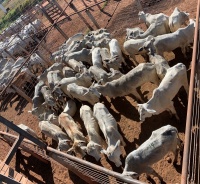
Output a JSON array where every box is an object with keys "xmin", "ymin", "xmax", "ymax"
[
  {"xmin": 0, "ymin": 130, "xmax": 145, "ymax": 184},
  {"xmin": 181, "ymin": 0, "xmax": 200, "ymax": 183}
]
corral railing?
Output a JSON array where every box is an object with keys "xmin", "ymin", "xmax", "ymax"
[{"xmin": 181, "ymin": 0, "xmax": 200, "ymax": 184}]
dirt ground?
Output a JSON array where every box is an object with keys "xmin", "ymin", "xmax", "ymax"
[{"xmin": 0, "ymin": 0, "xmax": 198, "ymax": 183}]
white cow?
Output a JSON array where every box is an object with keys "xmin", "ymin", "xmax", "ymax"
[
  {"xmin": 62, "ymin": 66, "xmax": 76, "ymax": 78},
  {"xmin": 66, "ymin": 83, "xmax": 100, "ymax": 105},
  {"xmin": 93, "ymin": 103, "xmax": 126, "ymax": 167},
  {"xmin": 89, "ymin": 65, "xmax": 123, "ymax": 84},
  {"xmin": 138, "ymin": 63, "xmax": 189, "ymax": 122},
  {"xmin": 39, "ymin": 120, "xmax": 71, "ymax": 151},
  {"xmin": 17, "ymin": 124, "xmax": 38, "ymax": 138},
  {"xmin": 106, "ymin": 39, "xmax": 126, "ymax": 70},
  {"xmin": 80, "ymin": 105, "xmax": 103, "ymax": 161},
  {"xmin": 134, "ymin": 20, "xmax": 170, "ymax": 39},
  {"xmin": 93, "ymin": 63, "xmax": 160, "ymax": 102},
  {"xmin": 92, "ymin": 47, "xmax": 103, "ymax": 68},
  {"xmin": 169, "ymin": 7, "xmax": 190, "ymax": 32},
  {"xmin": 59, "ymin": 112, "xmax": 87, "ymax": 157},
  {"xmin": 122, "ymin": 125, "xmax": 181, "ymax": 179},
  {"xmin": 139, "ymin": 19, "xmax": 195, "ymax": 58},
  {"xmin": 65, "ymin": 59, "xmax": 87, "ymax": 73},
  {"xmin": 138, "ymin": 11, "xmax": 169, "ymax": 28},
  {"xmin": 125, "ymin": 27, "xmax": 144, "ymax": 40},
  {"xmin": 47, "ymin": 70, "xmax": 63, "ymax": 90},
  {"xmin": 63, "ymin": 99, "xmax": 77, "ymax": 117},
  {"xmin": 123, "ymin": 35, "xmax": 154, "ymax": 64}
]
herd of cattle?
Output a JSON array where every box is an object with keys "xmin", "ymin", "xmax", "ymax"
[
  {"xmin": 13, "ymin": 7, "xmax": 194, "ymax": 181},
  {"xmin": 0, "ymin": 18, "xmax": 44, "ymax": 58}
]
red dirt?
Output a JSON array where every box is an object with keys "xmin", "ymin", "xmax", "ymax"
[{"xmin": 0, "ymin": 0, "xmax": 197, "ymax": 183}]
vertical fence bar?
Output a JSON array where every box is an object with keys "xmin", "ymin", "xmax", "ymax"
[{"xmin": 181, "ymin": 0, "xmax": 200, "ymax": 183}]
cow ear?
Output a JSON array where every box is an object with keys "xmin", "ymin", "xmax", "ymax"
[
  {"xmin": 123, "ymin": 171, "xmax": 139, "ymax": 178},
  {"xmin": 81, "ymin": 146, "xmax": 87, "ymax": 152},
  {"xmin": 75, "ymin": 73, "xmax": 81, "ymax": 78},
  {"xmin": 138, "ymin": 47, "xmax": 143, "ymax": 52},
  {"xmin": 114, "ymin": 140, "xmax": 121, "ymax": 150},
  {"xmin": 146, "ymin": 108, "xmax": 156, "ymax": 113},
  {"xmin": 101, "ymin": 149, "xmax": 107, "ymax": 155}
]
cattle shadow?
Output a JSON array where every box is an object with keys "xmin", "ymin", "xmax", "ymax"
[
  {"xmin": 15, "ymin": 150, "xmax": 55, "ymax": 184},
  {"xmin": 169, "ymin": 47, "xmax": 192, "ymax": 69},
  {"xmin": 110, "ymin": 96, "xmax": 139, "ymax": 122}
]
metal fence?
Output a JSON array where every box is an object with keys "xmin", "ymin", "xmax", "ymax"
[{"xmin": 181, "ymin": 0, "xmax": 200, "ymax": 183}]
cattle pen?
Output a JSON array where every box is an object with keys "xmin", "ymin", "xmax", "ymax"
[{"xmin": 0, "ymin": 0, "xmax": 199, "ymax": 183}]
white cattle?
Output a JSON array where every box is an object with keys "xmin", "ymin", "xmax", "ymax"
[
  {"xmin": 93, "ymin": 63, "xmax": 160, "ymax": 102},
  {"xmin": 139, "ymin": 19, "xmax": 195, "ymax": 58},
  {"xmin": 100, "ymin": 48, "xmax": 111, "ymax": 63},
  {"xmin": 169, "ymin": 7, "xmax": 190, "ymax": 32},
  {"xmin": 92, "ymin": 47, "xmax": 103, "ymax": 68},
  {"xmin": 122, "ymin": 125, "xmax": 181, "ymax": 179},
  {"xmin": 106, "ymin": 39, "xmax": 126, "ymax": 70},
  {"xmin": 62, "ymin": 66, "xmax": 76, "ymax": 78},
  {"xmin": 47, "ymin": 70, "xmax": 63, "ymax": 90},
  {"xmin": 63, "ymin": 99, "xmax": 77, "ymax": 117},
  {"xmin": 125, "ymin": 27, "xmax": 144, "ymax": 40},
  {"xmin": 64, "ymin": 48, "xmax": 93, "ymax": 66},
  {"xmin": 41, "ymin": 86, "xmax": 56, "ymax": 107},
  {"xmin": 55, "ymin": 69, "xmax": 93, "ymax": 90},
  {"xmin": 65, "ymin": 59, "xmax": 87, "ymax": 73},
  {"xmin": 138, "ymin": 63, "xmax": 188, "ymax": 122},
  {"xmin": 38, "ymin": 62, "xmax": 63, "ymax": 83},
  {"xmin": 123, "ymin": 35, "xmax": 154, "ymax": 64},
  {"xmin": 66, "ymin": 83, "xmax": 100, "ymax": 105},
  {"xmin": 39, "ymin": 120, "xmax": 71, "ymax": 151},
  {"xmin": 134, "ymin": 20, "xmax": 170, "ymax": 39},
  {"xmin": 89, "ymin": 65, "xmax": 123, "ymax": 84},
  {"xmin": 138, "ymin": 11, "xmax": 169, "ymax": 28},
  {"xmin": 59, "ymin": 112, "xmax": 87, "ymax": 157},
  {"xmin": 61, "ymin": 33, "xmax": 84, "ymax": 50},
  {"xmin": 93, "ymin": 103, "xmax": 125, "ymax": 167},
  {"xmin": 17, "ymin": 124, "xmax": 38, "ymax": 138},
  {"xmin": 80, "ymin": 105, "xmax": 103, "ymax": 161},
  {"xmin": 28, "ymin": 53, "xmax": 48, "ymax": 75}
]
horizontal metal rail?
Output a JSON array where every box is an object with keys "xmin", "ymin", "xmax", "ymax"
[{"xmin": 0, "ymin": 130, "xmax": 145, "ymax": 184}]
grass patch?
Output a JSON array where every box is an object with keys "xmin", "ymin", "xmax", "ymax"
[
  {"xmin": 0, "ymin": 0, "xmax": 42, "ymax": 32},
  {"xmin": 101, "ymin": 0, "xmax": 108, "ymax": 10}
]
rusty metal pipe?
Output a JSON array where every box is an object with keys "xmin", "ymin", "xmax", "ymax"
[{"xmin": 181, "ymin": 1, "xmax": 200, "ymax": 183}]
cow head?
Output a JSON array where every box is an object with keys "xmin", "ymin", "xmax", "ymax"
[
  {"xmin": 58, "ymin": 139, "xmax": 71, "ymax": 151},
  {"xmin": 137, "ymin": 104, "xmax": 156, "ymax": 122},
  {"xmin": 138, "ymin": 36, "xmax": 155, "ymax": 54},
  {"xmin": 87, "ymin": 142, "xmax": 102, "ymax": 161},
  {"xmin": 122, "ymin": 171, "xmax": 139, "ymax": 179},
  {"xmin": 101, "ymin": 140, "xmax": 122, "ymax": 167}
]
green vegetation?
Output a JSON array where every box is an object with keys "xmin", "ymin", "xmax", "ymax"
[
  {"xmin": 0, "ymin": 0, "xmax": 42, "ymax": 32},
  {"xmin": 101, "ymin": 0, "xmax": 108, "ymax": 10}
]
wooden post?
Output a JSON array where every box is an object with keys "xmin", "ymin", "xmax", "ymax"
[
  {"xmin": 69, "ymin": 2, "xmax": 93, "ymax": 31},
  {"xmin": 10, "ymin": 84, "xmax": 32, "ymax": 103},
  {"xmin": 85, "ymin": 8, "xmax": 100, "ymax": 29}
]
